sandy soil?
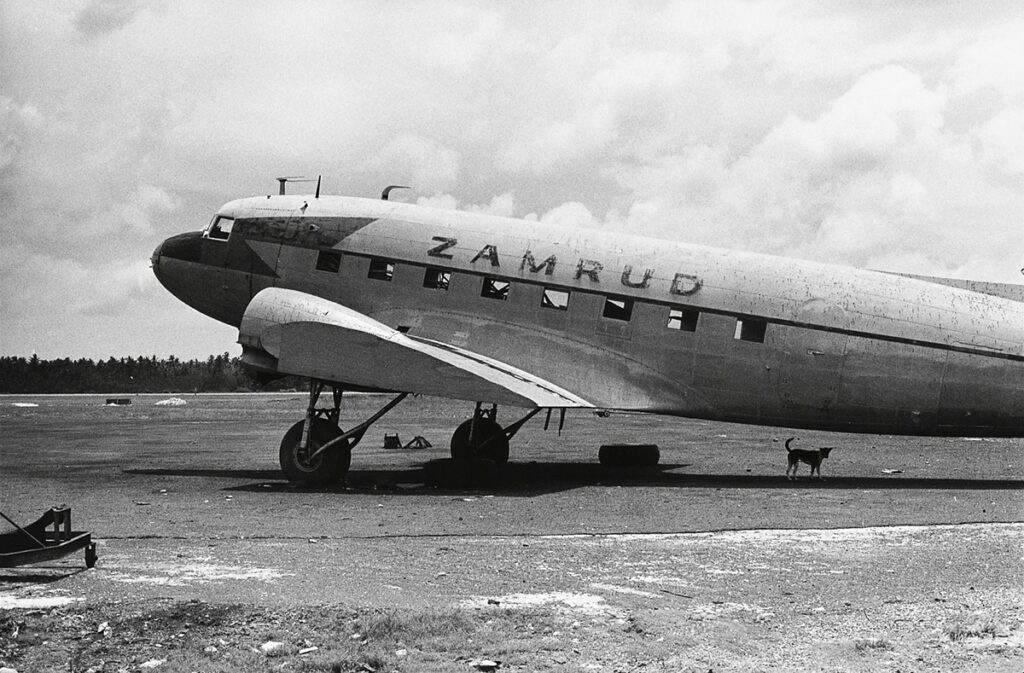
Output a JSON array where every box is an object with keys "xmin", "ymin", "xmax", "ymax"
[{"xmin": 1, "ymin": 393, "xmax": 1021, "ymax": 672}]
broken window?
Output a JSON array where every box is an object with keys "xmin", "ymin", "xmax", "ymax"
[
  {"xmin": 735, "ymin": 318, "xmax": 768, "ymax": 343},
  {"xmin": 541, "ymin": 288, "xmax": 569, "ymax": 310},
  {"xmin": 368, "ymin": 258, "xmax": 395, "ymax": 281},
  {"xmin": 423, "ymin": 267, "xmax": 451, "ymax": 290},
  {"xmin": 316, "ymin": 250, "xmax": 342, "ymax": 273},
  {"xmin": 481, "ymin": 277, "xmax": 510, "ymax": 300},
  {"xmin": 207, "ymin": 216, "xmax": 234, "ymax": 240},
  {"xmin": 602, "ymin": 296, "xmax": 633, "ymax": 321},
  {"xmin": 667, "ymin": 308, "xmax": 699, "ymax": 332}
]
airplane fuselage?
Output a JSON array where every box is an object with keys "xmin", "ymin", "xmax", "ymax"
[{"xmin": 153, "ymin": 194, "xmax": 1024, "ymax": 437}]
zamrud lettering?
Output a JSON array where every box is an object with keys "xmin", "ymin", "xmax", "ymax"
[
  {"xmin": 670, "ymin": 273, "xmax": 701, "ymax": 296},
  {"xmin": 427, "ymin": 236, "xmax": 458, "ymax": 259},
  {"xmin": 471, "ymin": 244, "xmax": 501, "ymax": 267},
  {"xmin": 575, "ymin": 259, "xmax": 603, "ymax": 282},
  {"xmin": 621, "ymin": 265, "xmax": 654, "ymax": 289},
  {"xmin": 521, "ymin": 251, "xmax": 557, "ymax": 275}
]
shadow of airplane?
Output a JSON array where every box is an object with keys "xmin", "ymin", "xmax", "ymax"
[{"xmin": 125, "ymin": 461, "xmax": 1024, "ymax": 496}]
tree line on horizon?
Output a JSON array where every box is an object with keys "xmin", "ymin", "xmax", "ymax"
[{"xmin": 0, "ymin": 354, "xmax": 306, "ymax": 394}]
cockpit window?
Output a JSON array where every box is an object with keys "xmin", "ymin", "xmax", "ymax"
[{"xmin": 207, "ymin": 216, "xmax": 235, "ymax": 240}]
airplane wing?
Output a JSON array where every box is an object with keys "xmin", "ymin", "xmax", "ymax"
[{"xmin": 237, "ymin": 288, "xmax": 595, "ymax": 409}]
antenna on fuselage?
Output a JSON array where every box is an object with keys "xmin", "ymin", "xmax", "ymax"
[
  {"xmin": 275, "ymin": 176, "xmax": 317, "ymax": 195},
  {"xmin": 315, "ymin": 175, "xmax": 321, "ymax": 199},
  {"xmin": 381, "ymin": 185, "xmax": 410, "ymax": 200}
]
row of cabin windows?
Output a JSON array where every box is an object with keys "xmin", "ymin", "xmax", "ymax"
[{"xmin": 314, "ymin": 250, "xmax": 768, "ymax": 343}]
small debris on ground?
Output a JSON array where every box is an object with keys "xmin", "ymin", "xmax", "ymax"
[
  {"xmin": 260, "ymin": 640, "xmax": 285, "ymax": 654},
  {"xmin": 154, "ymin": 397, "xmax": 187, "ymax": 406}
]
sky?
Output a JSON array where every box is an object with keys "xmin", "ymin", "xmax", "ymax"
[{"xmin": 2, "ymin": 1, "xmax": 1023, "ymax": 360}]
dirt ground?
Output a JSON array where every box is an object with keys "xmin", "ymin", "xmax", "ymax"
[{"xmin": 1, "ymin": 393, "xmax": 1022, "ymax": 672}]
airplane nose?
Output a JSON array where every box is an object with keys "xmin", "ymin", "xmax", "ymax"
[
  {"xmin": 152, "ymin": 231, "xmax": 204, "ymax": 290},
  {"xmin": 154, "ymin": 231, "xmax": 204, "ymax": 264}
]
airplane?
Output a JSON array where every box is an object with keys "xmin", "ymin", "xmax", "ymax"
[{"xmin": 151, "ymin": 181, "xmax": 1024, "ymax": 484}]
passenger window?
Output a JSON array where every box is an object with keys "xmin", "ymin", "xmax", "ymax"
[
  {"xmin": 541, "ymin": 288, "xmax": 569, "ymax": 310},
  {"xmin": 735, "ymin": 318, "xmax": 767, "ymax": 342},
  {"xmin": 368, "ymin": 258, "xmax": 395, "ymax": 281},
  {"xmin": 207, "ymin": 216, "xmax": 234, "ymax": 240},
  {"xmin": 481, "ymin": 277, "xmax": 510, "ymax": 300},
  {"xmin": 667, "ymin": 308, "xmax": 699, "ymax": 332},
  {"xmin": 423, "ymin": 268, "xmax": 451, "ymax": 290},
  {"xmin": 316, "ymin": 250, "xmax": 342, "ymax": 273},
  {"xmin": 602, "ymin": 297, "xmax": 633, "ymax": 321}
]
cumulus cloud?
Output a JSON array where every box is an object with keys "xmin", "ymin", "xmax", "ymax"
[
  {"xmin": 1, "ymin": 2, "xmax": 1023, "ymax": 358},
  {"xmin": 73, "ymin": 0, "xmax": 145, "ymax": 38},
  {"xmin": 371, "ymin": 134, "xmax": 461, "ymax": 195},
  {"xmin": 0, "ymin": 97, "xmax": 45, "ymax": 172}
]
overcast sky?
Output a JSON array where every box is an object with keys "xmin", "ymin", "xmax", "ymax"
[{"xmin": 2, "ymin": 1, "xmax": 1023, "ymax": 360}]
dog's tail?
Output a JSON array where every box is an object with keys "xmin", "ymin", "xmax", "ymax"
[{"xmin": 784, "ymin": 436, "xmax": 796, "ymax": 452}]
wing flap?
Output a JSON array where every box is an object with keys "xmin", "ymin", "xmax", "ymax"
[{"xmin": 238, "ymin": 288, "xmax": 593, "ymax": 408}]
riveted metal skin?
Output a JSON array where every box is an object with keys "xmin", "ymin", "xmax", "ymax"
[{"xmin": 153, "ymin": 194, "xmax": 1024, "ymax": 437}]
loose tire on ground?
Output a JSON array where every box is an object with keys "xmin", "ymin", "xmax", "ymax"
[
  {"xmin": 598, "ymin": 443, "xmax": 660, "ymax": 467},
  {"xmin": 450, "ymin": 418, "xmax": 510, "ymax": 464},
  {"xmin": 279, "ymin": 418, "xmax": 351, "ymax": 484}
]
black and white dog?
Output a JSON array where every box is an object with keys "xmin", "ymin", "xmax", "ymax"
[{"xmin": 785, "ymin": 437, "xmax": 834, "ymax": 479}]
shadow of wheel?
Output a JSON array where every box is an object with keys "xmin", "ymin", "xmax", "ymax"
[
  {"xmin": 279, "ymin": 418, "xmax": 352, "ymax": 484},
  {"xmin": 599, "ymin": 443, "xmax": 660, "ymax": 467}
]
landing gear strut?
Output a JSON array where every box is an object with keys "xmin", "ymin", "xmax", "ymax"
[
  {"xmin": 449, "ymin": 403, "xmax": 543, "ymax": 464},
  {"xmin": 279, "ymin": 379, "xmax": 407, "ymax": 485}
]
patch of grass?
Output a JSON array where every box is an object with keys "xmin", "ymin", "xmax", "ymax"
[
  {"xmin": 944, "ymin": 615, "xmax": 1008, "ymax": 641},
  {"xmin": 854, "ymin": 637, "xmax": 894, "ymax": 652},
  {"xmin": 1, "ymin": 600, "xmax": 583, "ymax": 673},
  {"xmin": 355, "ymin": 608, "xmax": 473, "ymax": 643}
]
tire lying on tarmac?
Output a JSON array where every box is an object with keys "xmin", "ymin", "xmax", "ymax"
[{"xmin": 598, "ymin": 443, "xmax": 660, "ymax": 467}]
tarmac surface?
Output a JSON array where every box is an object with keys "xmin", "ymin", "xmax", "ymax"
[{"xmin": 1, "ymin": 393, "xmax": 1022, "ymax": 671}]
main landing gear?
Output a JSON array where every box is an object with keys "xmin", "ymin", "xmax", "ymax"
[
  {"xmin": 278, "ymin": 379, "xmax": 406, "ymax": 485},
  {"xmin": 449, "ymin": 403, "xmax": 545, "ymax": 464},
  {"xmin": 278, "ymin": 381, "xmax": 552, "ymax": 485}
]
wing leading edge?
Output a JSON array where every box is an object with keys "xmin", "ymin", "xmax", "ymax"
[{"xmin": 237, "ymin": 288, "xmax": 594, "ymax": 409}]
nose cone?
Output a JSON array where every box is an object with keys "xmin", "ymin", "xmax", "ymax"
[
  {"xmin": 153, "ymin": 231, "xmax": 203, "ymax": 280},
  {"xmin": 155, "ymin": 231, "xmax": 204, "ymax": 263}
]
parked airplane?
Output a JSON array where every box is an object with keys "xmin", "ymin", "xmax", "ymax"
[{"xmin": 151, "ymin": 183, "xmax": 1024, "ymax": 483}]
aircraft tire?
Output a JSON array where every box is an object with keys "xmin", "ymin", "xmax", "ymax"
[
  {"xmin": 599, "ymin": 443, "xmax": 660, "ymax": 467},
  {"xmin": 450, "ymin": 418, "xmax": 510, "ymax": 464},
  {"xmin": 279, "ymin": 419, "xmax": 352, "ymax": 484}
]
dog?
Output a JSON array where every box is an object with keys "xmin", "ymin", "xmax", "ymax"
[{"xmin": 785, "ymin": 437, "xmax": 834, "ymax": 479}]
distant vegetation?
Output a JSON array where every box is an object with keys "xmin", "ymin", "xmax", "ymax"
[{"xmin": 0, "ymin": 354, "xmax": 305, "ymax": 393}]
